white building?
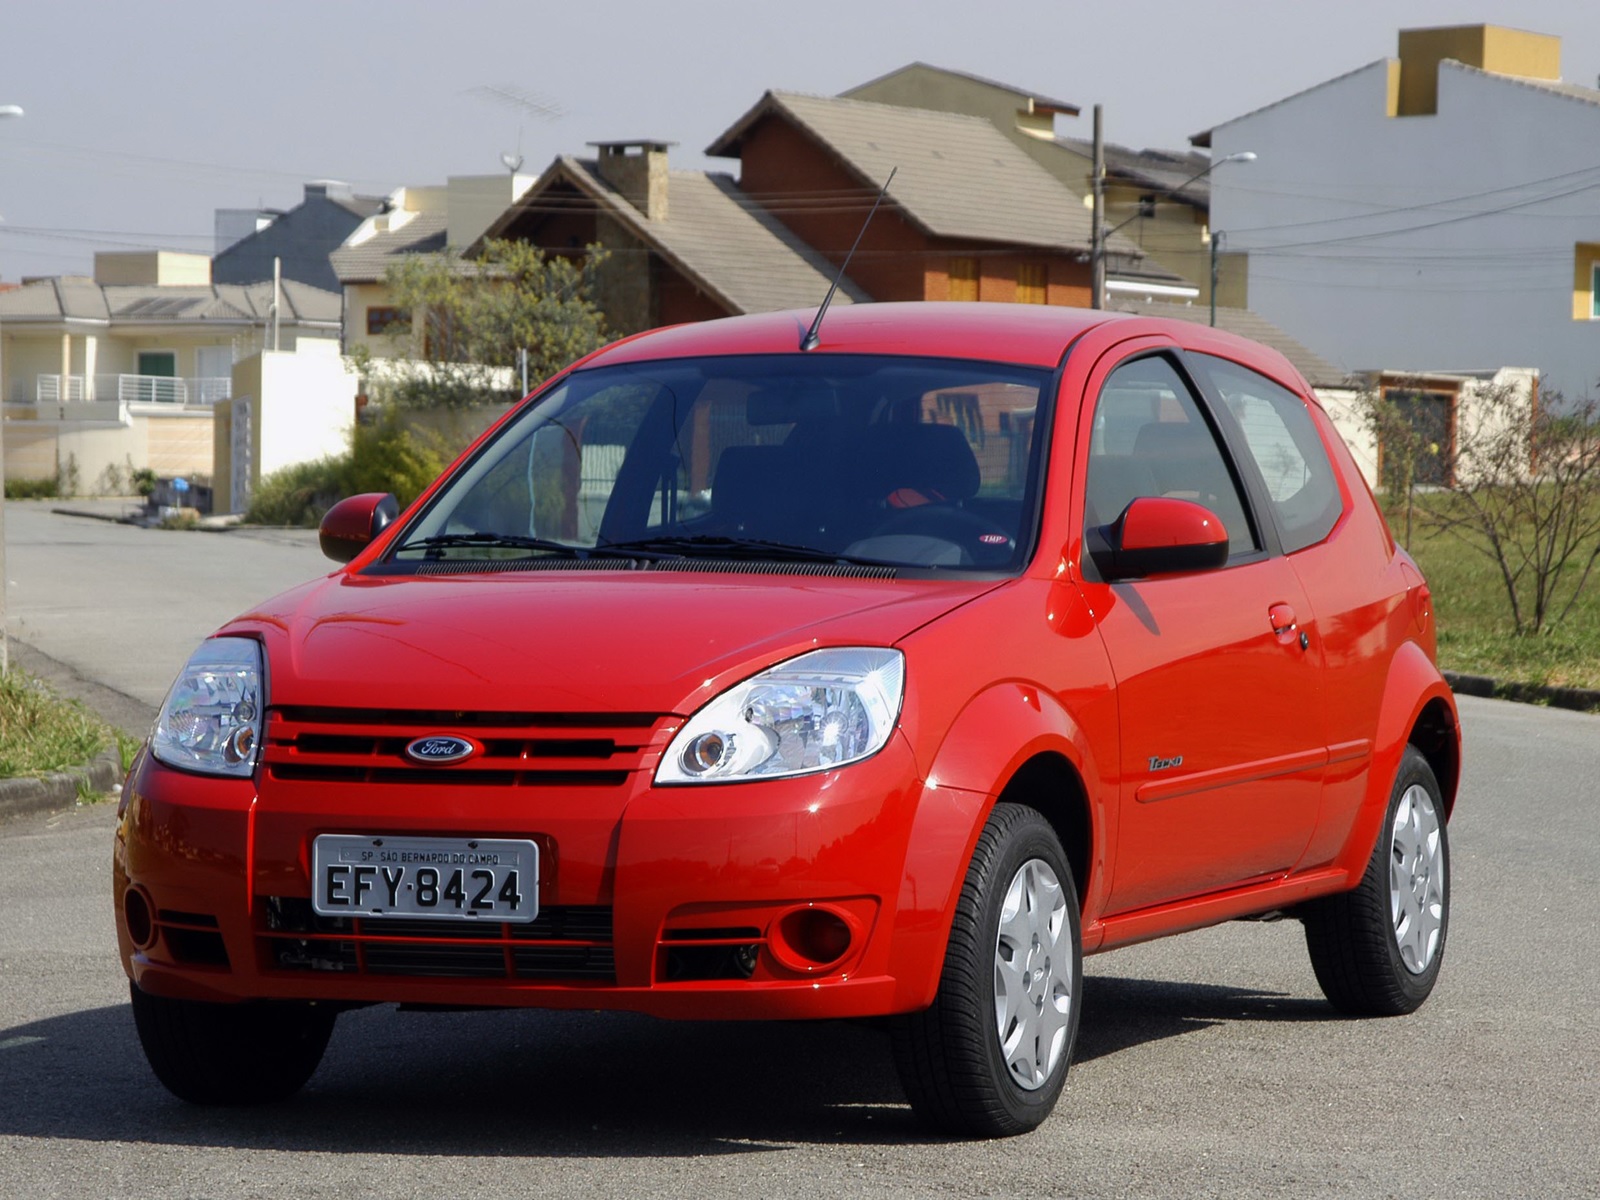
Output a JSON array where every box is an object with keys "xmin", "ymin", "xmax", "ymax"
[{"xmin": 1203, "ymin": 24, "xmax": 1600, "ymax": 401}]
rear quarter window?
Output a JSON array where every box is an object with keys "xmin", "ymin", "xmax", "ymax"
[{"xmin": 1194, "ymin": 355, "xmax": 1343, "ymax": 553}]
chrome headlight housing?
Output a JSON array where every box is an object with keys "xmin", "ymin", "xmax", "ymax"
[
  {"xmin": 150, "ymin": 637, "xmax": 266, "ymax": 778},
  {"xmin": 656, "ymin": 647, "xmax": 904, "ymax": 785}
]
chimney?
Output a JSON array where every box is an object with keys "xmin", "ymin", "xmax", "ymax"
[
  {"xmin": 305, "ymin": 179, "xmax": 355, "ymax": 203},
  {"xmin": 589, "ymin": 141, "xmax": 673, "ymax": 220}
]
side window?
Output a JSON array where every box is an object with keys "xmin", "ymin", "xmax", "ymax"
[
  {"xmin": 1194, "ymin": 355, "xmax": 1342, "ymax": 553},
  {"xmin": 1084, "ymin": 355, "xmax": 1256, "ymax": 557}
]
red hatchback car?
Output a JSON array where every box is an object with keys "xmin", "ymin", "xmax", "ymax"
[{"xmin": 115, "ymin": 303, "xmax": 1458, "ymax": 1136}]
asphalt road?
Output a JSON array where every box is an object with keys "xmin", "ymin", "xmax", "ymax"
[
  {"xmin": 4, "ymin": 502, "xmax": 329, "ymax": 734},
  {"xmin": 0, "ymin": 506, "xmax": 1596, "ymax": 1198}
]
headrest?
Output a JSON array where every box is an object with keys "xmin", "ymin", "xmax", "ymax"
[{"xmin": 859, "ymin": 423, "xmax": 980, "ymax": 502}]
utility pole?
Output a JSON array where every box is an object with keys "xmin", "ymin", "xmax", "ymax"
[
  {"xmin": 0, "ymin": 103, "xmax": 24, "ymax": 674},
  {"xmin": 1089, "ymin": 105, "xmax": 1105, "ymax": 310},
  {"xmin": 1210, "ymin": 231, "xmax": 1225, "ymax": 327}
]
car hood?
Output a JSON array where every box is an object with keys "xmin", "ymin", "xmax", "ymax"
[{"xmin": 221, "ymin": 569, "xmax": 1003, "ymax": 715}]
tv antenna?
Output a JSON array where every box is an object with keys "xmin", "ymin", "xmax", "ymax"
[{"xmin": 466, "ymin": 84, "xmax": 563, "ymax": 177}]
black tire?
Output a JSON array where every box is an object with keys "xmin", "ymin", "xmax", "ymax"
[
  {"xmin": 129, "ymin": 982, "xmax": 336, "ymax": 1105},
  {"xmin": 892, "ymin": 803, "xmax": 1082, "ymax": 1137},
  {"xmin": 1302, "ymin": 746, "xmax": 1450, "ymax": 1016}
]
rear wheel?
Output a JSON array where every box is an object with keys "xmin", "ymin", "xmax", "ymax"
[
  {"xmin": 1302, "ymin": 746, "xmax": 1449, "ymax": 1015},
  {"xmin": 129, "ymin": 983, "xmax": 336, "ymax": 1104},
  {"xmin": 893, "ymin": 803, "xmax": 1082, "ymax": 1137}
]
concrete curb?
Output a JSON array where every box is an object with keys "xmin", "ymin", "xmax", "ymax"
[
  {"xmin": 1443, "ymin": 670, "xmax": 1600, "ymax": 715},
  {"xmin": 0, "ymin": 746, "xmax": 125, "ymax": 824}
]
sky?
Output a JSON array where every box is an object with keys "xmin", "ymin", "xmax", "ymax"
[{"xmin": 4, "ymin": 0, "xmax": 1600, "ymax": 283}]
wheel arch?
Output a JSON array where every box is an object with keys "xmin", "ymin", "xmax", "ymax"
[
  {"xmin": 1409, "ymin": 694, "xmax": 1461, "ymax": 817},
  {"xmin": 994, "ymin": 752, "xmax": 1093, "ymax": 914},
  {"xmin": 887, "ymin": 683, "xmax": 1108, "ymax": 1011},
  {"xmin": 1332, "ymin": 640, "xmax": 1459, "ymax": 883}
]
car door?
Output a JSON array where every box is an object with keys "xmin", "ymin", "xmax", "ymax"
[{"xmin": 1075, "ymin": 350, "xmax": 1327, "ymax": 915}]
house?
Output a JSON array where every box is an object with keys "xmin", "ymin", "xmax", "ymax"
[
  {"xmin": 330, "ymin": 174, "xmax": 535, "ymax": 360},
  {"xmin": 0, "ymin": 250, "xmax": 341, "ymax": 490},
  {"xmin": 1201, "ymin": 23, "xmax": 1600, "ymax": 400},
  {"xmin": 1, "ymin": 251, "xmax": 340, "ymax": 406},
  {"xmin": 213, "ymin": 181, "xmax": 388, "ymax": 293},
  {"xmin": 842, "ymin": 63, "xmax": 1241, "ymax": 306},
  {"xmin": 704, "ymin": 90, "xmax": 1154, "ymax": 306},
  {"xmin": 478, "ymin": 140, "xmax": 867, "ymax": 334}
]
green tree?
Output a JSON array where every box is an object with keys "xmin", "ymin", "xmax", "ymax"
[{"xmin": 377, "ymin": 239, "xmax": 609, "ymax": 409}]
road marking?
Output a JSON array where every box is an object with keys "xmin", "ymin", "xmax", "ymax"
[{"xmin": 0, "ymin": 1036, "xmax": 45, "ymax": 1051}]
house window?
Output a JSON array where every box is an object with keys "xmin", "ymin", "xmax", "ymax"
[
  {"xmin": 948, "ymin": 258, "xmax": 978, "ymax": 302},
  {"xmin": 1016, "ymin": 262, "xmax": 1046, "ymax": 305},
  {"xmin": 367, "ymin": 306, "xmax": 408, "ymax": 337},
  {"xmin": 1379, "ymin": 387, "xmax": 1456, "ymax": 489},
  {"xmin": 1592, "ymin": 263, "xmax": 1600, "ymax": 320}
]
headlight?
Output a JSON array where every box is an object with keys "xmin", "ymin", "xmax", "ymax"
[
  {"xmin": 150, "ymin": 637, "xmax": 266, "ymax": 778},
  {"xmin": 656, "ymin": 647, "xmax": 904, "ymax": 785}
]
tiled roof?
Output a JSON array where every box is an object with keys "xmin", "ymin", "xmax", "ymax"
[
  {"xmin": 1109, "ymin": 298, "xmax": 1349, "ymax": 388},
  {"xmin": 843, "ymin": 62, "xmax": 1078, "ymax": 115},
  {"xmin": 0, "ymin": 276, "xmax": 341, "ymax": 327},
  {"xmin": 330, "ymin": 212, "xmax": 449, "ymax": 283},
  {"xmin": 484, "ymin": 156, "xmax": 866, "ymax": 315},
  {"xmin": 707, "ymin": 91, "xmax": 1142, "ymax": 257},
  {"xmin": 1053, "ymin": 139, "xmax": 1217, "ymax": 208}
]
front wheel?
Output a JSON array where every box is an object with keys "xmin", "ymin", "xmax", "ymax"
[
  {"xmin": 129, "ymin": 983, "xmax": 336, "ymax": 1104},
  {"xmin": 893, "ymin": 803, "xmax": 1082, "ymax": 1137},
  {"xmin": 1302, "ymin": 746, "xmax": 1450, "ymax": 1015}
]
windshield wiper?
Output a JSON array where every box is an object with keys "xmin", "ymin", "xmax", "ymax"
[
  {"xmin": 599, "ymin": 534, "xmax": 896, "ymax": 567},
  {"xmin": 394, "ymin": 533, "xmax": 660, "ymax": 561}
]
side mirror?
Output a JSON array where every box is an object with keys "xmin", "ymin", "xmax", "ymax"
[
  {"xmin": 1101, "ymin": 496, "xmax": 1228, "ymax": 581},
  {"xmin": 319, "ymin": 493, "xmax": 400, "ymax": 563}
]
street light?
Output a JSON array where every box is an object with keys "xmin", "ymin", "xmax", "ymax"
[{"xmin": 1089, "ymin": 145, "xmax": 1255, "ymax": 309}]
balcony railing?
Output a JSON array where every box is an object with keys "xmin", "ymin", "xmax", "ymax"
[{"xmin": 20, "ymin": 374, "xmax": 231, "ymax": 405}]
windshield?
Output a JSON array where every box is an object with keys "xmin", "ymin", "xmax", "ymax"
[{"xmin": 386, "ymin": 354, "xmax": 1052, "ymax": 573}]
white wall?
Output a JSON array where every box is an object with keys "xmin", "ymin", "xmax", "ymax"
[
  {"xmin": 1211, "ymin": 60, "xmax": 1600, "ymax": 399},
  {"xmin": 255, "ymin": 341, "xmax": 355, "ymax": 477}
]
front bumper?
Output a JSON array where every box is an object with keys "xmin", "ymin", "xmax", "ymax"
[{"xmin": 113, "ymin": 736, "xmax": 947, "ymax": 1020}]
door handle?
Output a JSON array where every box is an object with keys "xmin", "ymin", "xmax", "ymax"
[
  {"xmin": 1269, "ymin": 603, "xmax": 1310, "ymax": 650},
  {"xmin": 1268, "ymin": 603, "xmax": 1297, "ymax": 636}
]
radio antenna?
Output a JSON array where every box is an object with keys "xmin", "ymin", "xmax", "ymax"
[{"xmin": 800, "ymin": 166, "xmax": 896, "ymax": 352}]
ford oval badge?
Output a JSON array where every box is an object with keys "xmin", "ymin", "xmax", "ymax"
[{"xmin": 404, "ymin": 735, "xmax": 479, "ymax": 765}]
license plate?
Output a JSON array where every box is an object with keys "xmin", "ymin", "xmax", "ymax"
[{"xmin": 311, "ymin": 835, "xmax": 539, "ymax": 923}]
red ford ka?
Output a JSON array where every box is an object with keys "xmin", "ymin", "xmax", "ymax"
[{"xmin": 114, "ymin": 302, "xmax": 1458, "ymax": 1136}]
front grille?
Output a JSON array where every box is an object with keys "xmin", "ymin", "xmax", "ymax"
[
  {"xmin": 261, "ymin": 897, "xmax": 615, "ymax": 982},
  {"xmin": 262, "ymin": 707, "xmax": 672, "ymax": 787}
]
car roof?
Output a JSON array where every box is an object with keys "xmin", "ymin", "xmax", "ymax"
[
  {"xmin": 578, "ymin": 302, "xmax": 1317, "ymax": 402},
  {"xmin": 583, "ymin": 302, "xmax": 1135, "ymax": 370}
]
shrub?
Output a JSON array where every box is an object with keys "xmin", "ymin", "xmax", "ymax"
[
  {"xmin": 244, "ymin": 409, "xmax": 448, "ymax": 527},
  {"xmin": 5, "ymin": 477, "xmax": 59, "ymax": 500}
]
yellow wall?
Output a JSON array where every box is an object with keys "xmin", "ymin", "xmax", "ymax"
[
  {"xmin": 93, "ymin": 251, "xmax": 213, "ymax": 286},
  {"xmin": 1571, "ymin": 243, "xmax": 1600, "ymax": 321},
  {"xmin": 1397, "ymin": 25, "xmax": 1561, "ymax": 116},
  {"xmin": 343, "ymin": 282, "xmax": 407, "ymax": 357}
]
